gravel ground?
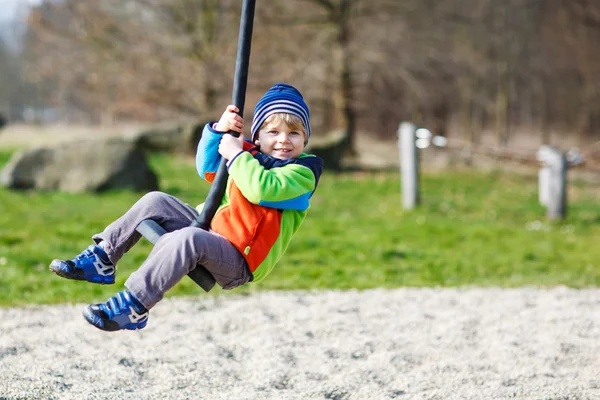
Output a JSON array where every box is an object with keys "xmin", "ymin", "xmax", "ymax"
[{"xmin": 1, "ymin": 287, "xmax": 600, "ymax": 400}]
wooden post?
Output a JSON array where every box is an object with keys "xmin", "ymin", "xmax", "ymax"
[
  {"xmin": 398, "ymin": 122, "xmax": 419, "ymax": 210},
  {"xmin": 537, "ymin": 145, "xmax": 567, "ymax": 220}
]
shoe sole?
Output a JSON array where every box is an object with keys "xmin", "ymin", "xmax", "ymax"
[{"xmin": 49, "ymin": 261, "xmax": 115, "ymax": 285}]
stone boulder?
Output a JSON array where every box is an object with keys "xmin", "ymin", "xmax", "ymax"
[
  {"xmin": 0, "ymin": 137, "xmax": 159, "ymax": 193},
  {"xmin": 305, "ymin": 129, "xmax": 350, "ymax": 171},
  {"xmin": 133, "ymin": 120, "xmax": 209, "ymax": 154}
]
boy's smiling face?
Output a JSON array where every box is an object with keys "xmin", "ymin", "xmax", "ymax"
[{"xmin": 255, "ymin": 116, "xmax": 306, "ymax": 160}]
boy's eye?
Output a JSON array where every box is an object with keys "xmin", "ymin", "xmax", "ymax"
[
  {"xmin": 290, "ymin": 131, "xmax": 300, "ymax": 136},
  {"xmin": 267, "ymin": 130, "xmax": 278, "ymax": 135}
]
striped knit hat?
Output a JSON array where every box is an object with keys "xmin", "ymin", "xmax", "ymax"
[{"xmin": 251, "ymin": 83, "xmax": 311, "ymax": 143}]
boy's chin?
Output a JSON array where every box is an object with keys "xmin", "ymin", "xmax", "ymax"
[{"xmin": 268, "ymin": 151, "xmax": 296, "ymax": 159}]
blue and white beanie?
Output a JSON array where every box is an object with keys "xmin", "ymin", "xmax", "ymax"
[{"xmin": 250, "ymin": 82, "xmax": 311, "ymax": 143}]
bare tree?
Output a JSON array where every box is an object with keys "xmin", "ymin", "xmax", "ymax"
[
  {"xmin": 0, "ymin": 37, "xmax": 14, "ymax": 119},
  {"xmin": 24, "ymin": 0, "xmax": 241, "ymax": 123},
  {"xmin": 20, "ymin": 0, "xmax": 600, "ymax": 151}
]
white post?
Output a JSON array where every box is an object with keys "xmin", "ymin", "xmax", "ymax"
[
  {"xmin": 398, "ymin": 122, "xmax": 419, "ymax": 210},
  {"xmin": 547, "ymin": 151, "xmax": 567, "ymax": 220},
  {"xmin": 537, "ymin": 145, "xmax": 567, "ymax": 220},
  {"xmin": 538, "ymin": 167, "xmax": 550, "ymax": 206}
]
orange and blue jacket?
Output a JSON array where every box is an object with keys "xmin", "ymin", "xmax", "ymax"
[{"xmin": 195, "ymin": 122, "xmax": 323, "ymax": 282}]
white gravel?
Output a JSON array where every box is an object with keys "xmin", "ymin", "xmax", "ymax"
[{"xmin": 1, "ymin": 287, "xmax": 599, "ymax": 400}]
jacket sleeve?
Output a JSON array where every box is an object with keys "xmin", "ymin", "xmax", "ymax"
[
  {"xmin": 195, "ymin": 121, "xmax": 222, "ymax": 183},
  {"xmin": 227, "ymin": 152, "xmax": 323, "ymax": 210}
]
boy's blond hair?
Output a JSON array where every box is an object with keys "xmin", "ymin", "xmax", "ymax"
[{"xmin": 260, "ymin": 113, "xmax": 306, "ymax": 134}]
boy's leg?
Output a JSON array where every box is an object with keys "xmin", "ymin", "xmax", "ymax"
[
  {"xmin": 83, "ymin": 227, "xmax": 251, "ymax": 331},
  {"xmin": 93, "ymin": 191, "xmax": 199, "ymax": 265},
  {"xmin": 50, "ymin": 191, "xmax": 198, "ymax": 284},
  {"xmin": 125, "ymin": 227, "xmax": 252, "ymax": 310}
]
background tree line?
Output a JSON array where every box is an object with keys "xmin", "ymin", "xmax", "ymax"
[{"xmin": 2, "ymin": 0, "xmax": 599, "ymax": 153}]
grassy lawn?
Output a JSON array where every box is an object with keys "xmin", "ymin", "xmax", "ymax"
[{"xmin": 0, "ymin": 149, "xmax": 599, "ymax": 307}]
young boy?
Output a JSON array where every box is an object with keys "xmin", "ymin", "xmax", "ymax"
[{"xmin": 49, "ymin": 83, "xmax": 324, "ymax": 332}]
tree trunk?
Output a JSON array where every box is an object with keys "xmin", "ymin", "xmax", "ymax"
[{"xmin": 336, "ymin": 0, "xmax": 356, "ymax": 155}]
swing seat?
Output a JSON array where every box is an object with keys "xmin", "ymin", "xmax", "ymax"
[{"xmin": 136, "ymin": 219, "xmax": 217, "ymax": 292}]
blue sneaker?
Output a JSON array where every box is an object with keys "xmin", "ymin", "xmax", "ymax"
[
  {"xmin": 49, "ymin": 244, "xmax": 115, "ymax": 284},
  {"xmin": 83, "ymin": 290, "xmax": 149, "ymax": 332}
]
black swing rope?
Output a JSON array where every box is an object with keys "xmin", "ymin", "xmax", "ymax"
[{"xmin": 136, "ymin": 0, "xmax": 256, "ymax": 292}]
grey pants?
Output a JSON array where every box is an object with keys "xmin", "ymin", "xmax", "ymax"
[{"xmin": 92, "ymin": 191, "xmax": 252, "ymax": 309}]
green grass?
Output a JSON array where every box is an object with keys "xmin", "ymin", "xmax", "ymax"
[{"xmin": 0, "ymin": 149, "xmax": 599, "ymax": 307}]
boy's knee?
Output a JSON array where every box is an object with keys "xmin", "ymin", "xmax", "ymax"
[{"xmin": 140, "ymin": 191, "xmax": 169, "ymax": 206}]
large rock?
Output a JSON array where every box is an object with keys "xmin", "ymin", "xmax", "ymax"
[
  {"xmin": 133, "ymin": 120, "xmax": 209, "ymax": 154},
  {"xmin": 305, "ymin": 129, "xmax": 350, "ymax": 171},
  {"xmin": 0, "ymin": 137, "xmax": 159, "ymax": 193}
]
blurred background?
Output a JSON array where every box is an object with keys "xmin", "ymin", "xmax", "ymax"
[
  {"xmin": 1, "ymin": 0, "xmax": 599, "ymax": 168},
  {"xmin": 1, "ymin": 0, "xmax": 599, "ymax": 306}
]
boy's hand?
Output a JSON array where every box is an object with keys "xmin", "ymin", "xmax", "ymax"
[
  {"xmin": 215, "ymin": 105, "xmax": 244, "ymax": 134},
  {"xmin": 219, "ymin": 132, "xmax": 245, "ymax": 160}
]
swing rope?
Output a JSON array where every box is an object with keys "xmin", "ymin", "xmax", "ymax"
[{"xmin": 136, "ymin": 0, "xmax": 256, "ymax": 292}]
